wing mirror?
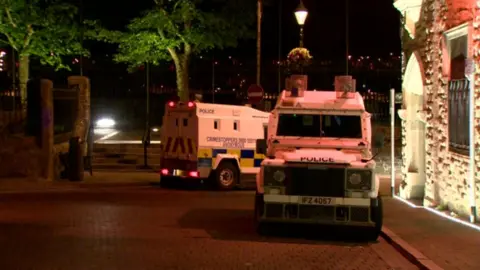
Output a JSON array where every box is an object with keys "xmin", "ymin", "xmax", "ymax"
[{"xmin": 362, "ymin": 132, "xmax": 385, "ymax": 163}]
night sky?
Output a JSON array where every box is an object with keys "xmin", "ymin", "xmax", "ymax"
[{"xmin": 84, "ymin": 0, "xmax": 401, "ymax": 60}]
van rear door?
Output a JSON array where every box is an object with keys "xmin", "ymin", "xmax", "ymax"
[{"xmin": 162, "ymin": 101, "xmax": 198, "ymax": 162}]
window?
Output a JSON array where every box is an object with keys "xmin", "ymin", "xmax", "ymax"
[
  {"xmin": 276, "ymin": 114, "xmax": 362, "ymax": 138},
  {"xmin": 233, "ymin": 121, "xmax": 239, "ymax": 131},
  {"xmin": 277, "ymin": 114, "xmax": 321, "ymax": 137},
  {"xmin": 445, "ymin": 24, "xmax": 470, "ymax": 155},
  {"xmin": 321, "ymin": 115, "xmax": 362, "ymax": 138},
  {"xmin": 183, "ymin": 118, "xmax": 188, "ymax": 126},
  {"xmin": 214, "ymin": 120, "xmax": 219, "ymax": 130},
  {"xmin": 448, "ymin": 79, "xmax": 469, "ymax": 154}
]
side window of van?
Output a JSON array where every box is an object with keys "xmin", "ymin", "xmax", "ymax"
[
  {"xmin": 233, "ymin": 121, "xmax": 239, "ymax": 131},
  {"xmin": 263, "ymin": 124, "xmax": 268, "ymax": 138},
  {"xmin": 183, "ymin": 118, "xmax": 188, "ymax": 126},
  {"xmin": 214, "ymin": 120, "xmax": 219, "ymax": 130}
]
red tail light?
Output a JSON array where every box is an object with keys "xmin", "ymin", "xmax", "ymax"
[
  {"xmin": 168, "ymin": 101, "xmax": 175, "ymax": 107},
  {"xmin": 189, "ymin": 171, "xmax": 199, "ymax": 177},
  {"xmin": 161, "ymin": 169, "xmax": 169, "ymax": 175},
  {"xmin": 187, "ymin": 101, "xmax": 195, "ymax": 108}
]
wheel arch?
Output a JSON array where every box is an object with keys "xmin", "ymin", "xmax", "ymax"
[{"xmin": 212, "ymin": 154, "xmax": 240, "ymax": 171}]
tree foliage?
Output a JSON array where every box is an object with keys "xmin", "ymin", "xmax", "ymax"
[
  {"xmin": 0, "ymin": 0, "xmax": 88, "ymax": 70},
  {"xmin": 88, "ymin": 0, "xmax": 254, "ymax": 70}
]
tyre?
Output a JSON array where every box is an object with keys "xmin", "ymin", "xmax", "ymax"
[
  {"xmin": 254, "ymin": 191, "xmax": 268, "ymax": 235},
  {"xmin": 215, "ymin": 161, "xmax": 239, "ymax": 190},
  {"xmin": 369, "ymin": 196, "xmax": 383, "ymax": 241}
]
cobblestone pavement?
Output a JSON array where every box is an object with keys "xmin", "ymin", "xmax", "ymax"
[{"xmin": 0, "ymin": 187, "xmax": 416, "ymax": 270}]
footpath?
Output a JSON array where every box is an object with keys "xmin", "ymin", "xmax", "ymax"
[
  {"xmin": 0, "ymin": 171, "xmax": 158, "ymax": 194},
  {"xmin": 382, "ymin": 197, "xmax": 480, "ymax": 270}
]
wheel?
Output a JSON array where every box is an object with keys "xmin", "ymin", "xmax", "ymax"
[
  {"xmin": 369, "ymin": 196, "xmax": 383, "ymax": 241},
  {"xmin": 215, "ymin": 161, "xmax": 239, "ymax": 190},
  {"xmin": 254, "ymin": 191, "xmax": 268, "ymax": 235}
]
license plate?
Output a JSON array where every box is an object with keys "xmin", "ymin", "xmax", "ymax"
[{"xmin": 300, "ymin": 196, "xmax": 334, "ymax": 205}]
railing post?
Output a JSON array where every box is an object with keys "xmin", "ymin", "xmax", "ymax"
[
  {"xmin": 68, "ymin": 136, "xmax": 84, "ymax": 182},
  {"xmin": 40, "ymin": 80, "xmax": 54, "ymax": 181},
  {"xmin": 390, "ymin": 88, "xmax": 395, "ymax": 196}
]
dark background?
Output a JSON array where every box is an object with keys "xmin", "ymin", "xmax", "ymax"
[{"xmin": 1, "ymin": 0, "xmax": 402, "ymax": 128}]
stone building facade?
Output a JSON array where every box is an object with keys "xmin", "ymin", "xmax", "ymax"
[{"xmin": 393, "ymin": 0, "xmax": 480, "ymax": 220}]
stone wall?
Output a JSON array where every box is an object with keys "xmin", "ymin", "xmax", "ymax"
[
  {"xmin": 399, "ymin": 0, "xmax": 480, "ymax": 219},
  {"xmin": 0, "ymin": 76, "xmax": 91, "ymax": 181},
  {"xmin": 0, "ymin": 132, "xmax": 42, "ymax": 178}
]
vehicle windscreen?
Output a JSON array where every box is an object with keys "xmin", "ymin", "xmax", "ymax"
[{"xmin": 276, "ymin": 114, "xmax": 362, "ymax": 138}]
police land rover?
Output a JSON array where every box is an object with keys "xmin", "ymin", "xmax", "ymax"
[{"xmin": 254, "ymin": 76, "xmax": 384, "ymax": 240}]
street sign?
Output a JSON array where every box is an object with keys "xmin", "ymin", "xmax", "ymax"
[{"xmin": 247, "ymin": 84, "xmax": 264, "ymax": 104}]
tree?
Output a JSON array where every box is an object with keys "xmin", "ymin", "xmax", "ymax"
[
  {"xmin": 0, "ymin": 0, "xmax": 87, "ymax": 107},
  {"xmin": 93, "ymin": 0, "xmax": 254, "ymax": 101}
]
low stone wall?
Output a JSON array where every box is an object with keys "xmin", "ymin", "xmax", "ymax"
[
  {"xmin": 53, "ymin": 142, "xmax": 70, "ymax": 181},
  {"xmin": 0, "ymin": 134, "xmax": 42, "ymax": 178}
]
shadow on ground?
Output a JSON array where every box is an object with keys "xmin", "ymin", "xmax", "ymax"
[
  {"xmin": 178, "ymin": 208, "xmax": 377, "ymax": 246},
  {"xmin": 153, "ymin": 179, "xmax": 255, "ymax": 191}
]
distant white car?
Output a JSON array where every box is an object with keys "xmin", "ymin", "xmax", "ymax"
[{"xmin": 96, "ymin": 118, "xmax": 115, "ymax": 129}]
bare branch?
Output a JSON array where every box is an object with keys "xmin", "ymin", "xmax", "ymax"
[
  {"xmin": 23, "ymin": 24, "xmax": 34, "ymax": 48},
  {"xmin": 159, "ymin": 28, "xmax": 180, "ymax": 63},
  {"xmin": 4, "ymin": 32, "xmax": 17, "ymax": 50},
  {"xmin": 5, "ymin": 7, "xmax": 17, "ymax": 28},
  {"xmin": 160, "ymin": 8, "xmax": 188, "ymax": 44}
]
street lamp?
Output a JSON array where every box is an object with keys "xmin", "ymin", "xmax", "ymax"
[{"xmin": 294, "ymin": 0, "xmax": 308, "ymax": 47}]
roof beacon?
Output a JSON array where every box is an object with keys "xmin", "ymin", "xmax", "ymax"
[{"xmin": 335, "ymin": 75, "xmax": 356, "ymax": 99}]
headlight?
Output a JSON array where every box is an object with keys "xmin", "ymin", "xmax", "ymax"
[
  {"xmin": 346, "ymin": 170, "xmax": 372, "ymax": 190},
  {"xmin": 264, "ymin": 166, "xmax": 286, "ymax": 186},
  {"xmin": 96, "ymin": 118, "xmax": 115, "ymax": 128},
  {"xmin": 348, "ymin": 173, "xmax": 362, "ymax": 185},
  {"xmin": 273, "ymin": 170, "xmax": 285, "ymax": 183}
]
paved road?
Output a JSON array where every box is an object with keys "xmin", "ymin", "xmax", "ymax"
[{"xmin": 0, "ymin": 187, "xmax": 416, "ymax": 270}]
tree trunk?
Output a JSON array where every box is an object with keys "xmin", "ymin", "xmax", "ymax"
[
  {"xmin": 175, "ymin": 58, "xmax": 190, "ymax": 102},
  {"xmin": 18, "ymin": 55, "xmax": 30, "ymax": 110}
]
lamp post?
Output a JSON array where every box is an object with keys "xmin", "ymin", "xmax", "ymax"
[{"xmin": 294, "ymin": 0, "xmax": 308, "ymax": 48}]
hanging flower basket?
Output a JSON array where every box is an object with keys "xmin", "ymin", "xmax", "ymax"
[{"xmin": 285, "ymin": 47, "xmax": 312, "ymax": 74}]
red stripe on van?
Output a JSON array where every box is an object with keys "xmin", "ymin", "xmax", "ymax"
[
  {"xmin": 164, "ymin": 137, "xmax": 173, "ymax": 153},
  {"xmin": 178, "ymin": 137, "xmax": 186, "ymax": 154},
  {"xmin": 172, "ymin": 137, "xmax": 186, "ymax": 154},
  {"xmin": 187, "ymin": 138, "xmax": 194, "ymax": 154}
]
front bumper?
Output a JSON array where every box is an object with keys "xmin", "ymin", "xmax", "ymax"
[{"xmin": 258, "ymin": 195, "xmax": 377, "ymax": 226}]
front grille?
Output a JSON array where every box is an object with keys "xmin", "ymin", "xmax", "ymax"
[
  {"xmin": 286, "ymin": 167, "xmax": 345, "ymax": 197},
  {"xmin": 263, "ymin": 204, "xmax": 372, "ymax": 223},
  {"xmin": 298, "ymin": 205, "xmax": 335, "ymax": 220},
  {"xmin": 265, "ymin": 204, "xmax": 283, "ymax": 218},
  {"xmin": 350, "ymin": 207, "xmax": 370, "ymax": 222}
]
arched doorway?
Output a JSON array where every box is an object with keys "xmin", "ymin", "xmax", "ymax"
[{"xmin": 401, "ymin": 52, "xmax": 426, "ymax": 200}]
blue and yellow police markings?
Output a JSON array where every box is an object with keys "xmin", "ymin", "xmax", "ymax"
[
  {"xmin": 197, "ymin": 148, "xmax": 265, "ymax": 168},
  {"xmin": 164, "ymin": 137, "xmax": 196, "ymax": 155}
]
